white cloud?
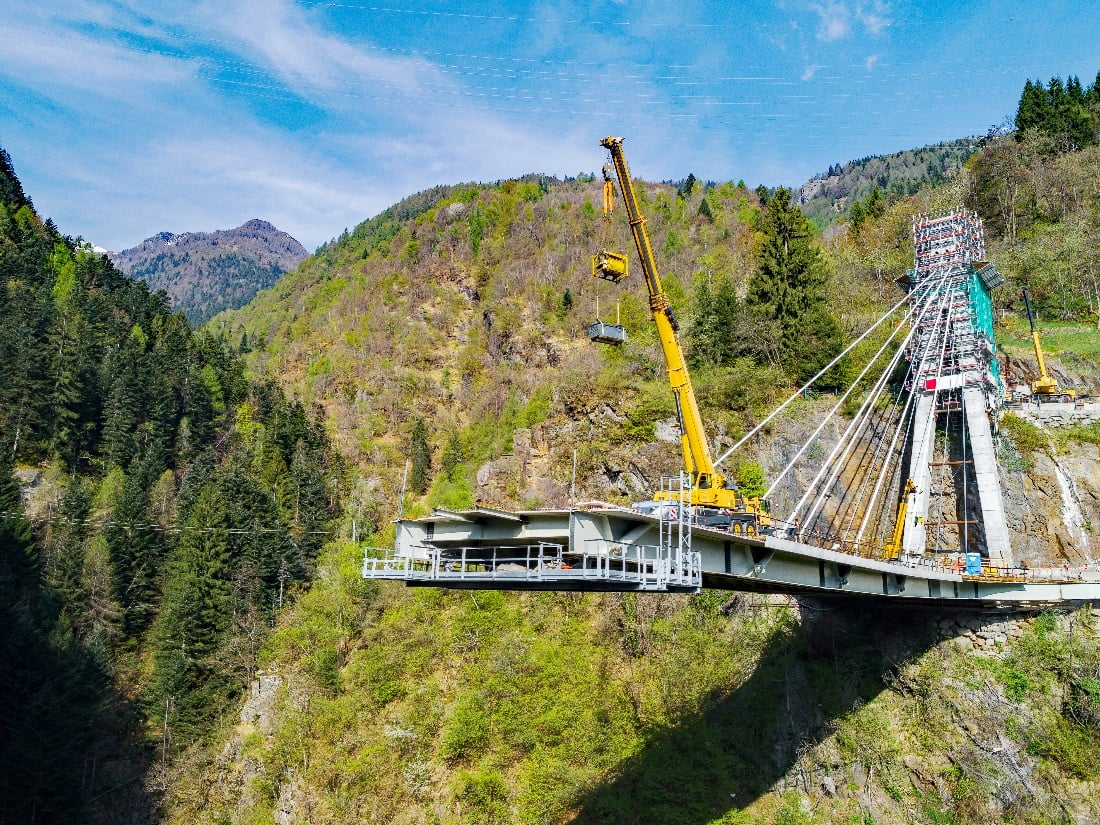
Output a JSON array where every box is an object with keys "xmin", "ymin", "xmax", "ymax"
[
  {"xmin": 811, "ymin": 1, "xmax": 851, "ymax": 42},
  {"xmin": 1, "ymin": 0, "xmax": 602, "ymax": 249},
  {"xmin": 857, "ymin": 1, "xmax": 892, "ymax": 35},
  {"xmin": 802, "ymin": 65, "xmax": 821, "ymax": 81},
  {"xmin": 807, "ymin": 0, "xmax": 890, "ymax": 42},
  {"xmin": 865, "ymin": 54, "xmax": 880, "ymax": 71}
]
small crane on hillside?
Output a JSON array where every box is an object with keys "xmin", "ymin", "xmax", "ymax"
[{"xmin": 1022, "ymin": 288, "xmax": 1074, "ymax": 403}]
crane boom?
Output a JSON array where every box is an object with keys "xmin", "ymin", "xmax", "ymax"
[
  {"xmin": 599, "ymin": 137, "xmax": 770, "ymax": 533},
  {"xmin": 601, "ymin": 136, "xmax": 721, "ymax": 493}
]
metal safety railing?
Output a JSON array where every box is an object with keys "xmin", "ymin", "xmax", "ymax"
[
  {"xmin": 580, "ymin": 538, "xmax": 701, "ymax": 590},
  {"xmin": 767, "ymin": 521, "xmax": 1087, "ymax": 584},
  {"xmin": 362, "ymin": 539, "xmax": 702, "ymax": 591}
]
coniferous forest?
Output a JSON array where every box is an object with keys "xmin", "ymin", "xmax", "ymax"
[{"xmin": 0, "ymin": 147, "xmax": 339, "ymax": 821}]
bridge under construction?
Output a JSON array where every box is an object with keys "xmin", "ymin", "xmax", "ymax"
[{"xmin": 364, "ymin": 144, "xmax": 1097, "ymax": 609}]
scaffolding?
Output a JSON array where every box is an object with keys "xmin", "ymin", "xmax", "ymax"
[{"xmin": 902, "ymin": 210, "xmax": 1011, "ymax": 564}]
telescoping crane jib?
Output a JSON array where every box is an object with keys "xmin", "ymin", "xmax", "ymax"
[{"xmin": 592, "ymin": 136, "xmax": 771, "ymax": 534}]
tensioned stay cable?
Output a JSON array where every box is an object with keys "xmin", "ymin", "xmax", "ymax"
[
  {"xmin": 808, "ymin": 269, "xmax": 956, "ymax": 544},
  {"xmin": 796, "ymin": 323, "xmax": 915, "ymax": 534},
  {"xmin": 791, "ymin": 314, "xmax": 916, "ymax": 529},
  {"xmin": 761, "ymin": 304, "xmax": 916, "ymax": 502},
  {"xmin": 714, "ymin": 282, "xmax": 938, "ymax": 469}
]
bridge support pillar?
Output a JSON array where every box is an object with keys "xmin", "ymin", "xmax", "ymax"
[
  {"xmin": 963, "ymin": 386, "xmax": 1011, "ymax": 565},
  {"xmin": 902, "ymin": 391, "xmax": 936, "ymax": 556}
]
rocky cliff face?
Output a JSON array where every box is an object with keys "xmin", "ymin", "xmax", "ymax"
[{"xmin": 110, "ymin": 219, "xmax": 309, "ymax": 325}]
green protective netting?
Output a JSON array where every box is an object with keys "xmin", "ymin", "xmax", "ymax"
[{"xmin": 968, "ymin": 269, "xmax": 1003, "ymax": 390}]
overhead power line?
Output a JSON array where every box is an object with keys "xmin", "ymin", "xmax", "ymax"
[{"xmin": 0, "ymin": 511, "xmax": 332, "ymax": 536}]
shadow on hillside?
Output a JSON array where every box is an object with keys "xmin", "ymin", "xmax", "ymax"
[
  {"xmin": 0, "ymin": 599, "xmax": 158, "ymax": 824},
  {"xmin": 572, "ymin": 599, "xmax": 944, "ymax": 825}
]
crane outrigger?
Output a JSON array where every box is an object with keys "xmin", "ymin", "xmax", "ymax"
[{"xmin": 593, "ymin": 137, "xmax": 771, "ymax": 534}]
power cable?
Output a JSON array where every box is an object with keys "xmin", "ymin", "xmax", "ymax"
[{"xmin": 0, "ymin": 511, "xmax": 332, "ymax": 536}]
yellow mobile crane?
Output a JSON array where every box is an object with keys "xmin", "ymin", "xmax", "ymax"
[
  {"xmin": 1022, "ymin": 288, "xmax": 1074, "ymax": 403},
  {"xmin": 594, "ymin": 136, "xmax": 771, "ymax": 534}
]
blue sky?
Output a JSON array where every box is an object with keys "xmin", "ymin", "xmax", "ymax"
[{"xmin": 2, "ymin": 1, "xmax": 1098, "ymax": 251}]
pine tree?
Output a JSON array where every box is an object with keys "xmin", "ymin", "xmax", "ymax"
[
  {"xmin": 1015, "ymin": 78, "xmax": 1051, "ymax": 134},
  {"xmin": 104, "ymin": 448, "xmax": 166, "ymax": 637},
  {"xmin": 0, "ymin": 453, "xmax": 34, "ymax": 581},
  {"xmin": 149, "ymin": 482, "xmax": 233, "ymax": 739},
  {"xmin": 409, "ymin": 418, "xmax": 432, "ymax": 494},
  {"xmin": 44, "ymin": 481, "xmax": 91, "ymax": 631},
  {"xmin": 747, "ymin": 189, "xmax": 844, "ymax": 384},
  {"xmin": 440, "ymin": 431, "xmax": 464, "ymax": 481},
  {"xmin": 287, "ymin": 438, "xmax": 329, "ymax": 572}
]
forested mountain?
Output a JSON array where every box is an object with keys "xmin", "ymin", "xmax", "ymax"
[
  {"xmin": 110, "ymin": 219, "xmax": 309, "ymax": 325},
  {"xmin": 798, "ymin": 137, "xmax": 980, "ymax": 228},
  {"xmin": 164, "ymin": 127, "xmax": 1100, "ymax": 823},
  {"xmin": 0, "ymin": 147, "xmax": 338, "ymax": 821},
  {"xmin": 5, "ymin": 65, "xmax": 1100, "ymax": 822}
]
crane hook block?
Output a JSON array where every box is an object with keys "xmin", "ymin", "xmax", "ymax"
[{"xmin": 592, "ymin": 250, "xmax": 629, "ymax": 282}]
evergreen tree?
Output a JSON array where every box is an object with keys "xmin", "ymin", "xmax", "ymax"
[
  {"xmin": 440, "ymin": 431, "xmax": 464, "ymax": 481},
  {"xmin": 747, "ymin": 189, "xmax": 844, "ymax": 384},
  {"xmin": 849, "ymin": 200, "xmax": 867, "ymax": 232},
  {"xmin": 103, "ymin": 448, "xmax": 166, "ymax": 637},
  {"xmin": 1015, "ymin": 78, "xmax": 1051, "ymax": 134},
  {"xmin": 45, "ymin": 481, "xmax": 92, "ymax": 632},
  {"xmin": 0, "ymin": 454, "xmax": 34, "ymax": 581},
  {"xmin": 149, "ymin": 482, "xmax": 233, "ymax": 740},
  {"xmin": 0, "ymin": 455, "xmax": 108, "ymax": 822},
  {"xmin": 690, "ymin": 273, "xmax": 740, "ymax": 368},
  {"xmin": 287, "ymin": 438, "xmax": 329, "ymax": 572},
  {"xmin": 409, "ymin": 418, "xmax": 432, "ymax": 494}
]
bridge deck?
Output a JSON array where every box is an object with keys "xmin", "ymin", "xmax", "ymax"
[{"xmin": 364, "ymin": 505, "xmax": 1100, "ymax": 609}]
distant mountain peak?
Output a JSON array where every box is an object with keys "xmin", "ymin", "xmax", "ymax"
[
  {"xmin": 240, "ymin": 218, "xmax": 276, "ymax": 232},
  {"xmin": 111, "ymin": 219, "xmax": 308, "ymax": 326}
]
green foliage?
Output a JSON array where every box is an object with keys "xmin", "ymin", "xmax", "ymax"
[
  {"xmin": 1015, "ymin": 73, "xmax": 1100, "ymax": 151},
  {"xmin": 408, "ymin": 418, "xmax": 432, "ymax": 495},
  {"xmin": 1028, "ymin": 712, "xmax": 1100, "ymax": 779},
  {"xmin": 747, "ymin": 190, "xmax": 845, "ymax": 385},
  {"xmin": 800, "ymin": 138, "xmax": 980, "ymax": 228},
  {"xmin": 0, "ymin": 145, "xmax": 343, "ymax": 810},
  {"xmin": 736, "ymin": 461, "xmax": 767, "ymax": 498},
  {"xmin": 457, "ymin": 766, "xmax": 510, "ymax": 824},
  {"xmin": 998, "ymin": 412, "xmax": 1048, "ymax": 453},
  {"xmin": 848, "ymin": 186, "xmax": 887, "ymax": 231}
]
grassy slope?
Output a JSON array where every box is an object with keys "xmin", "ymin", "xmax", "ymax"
[
  {"xmin": 166, "ymin": 540, "xmax": 1100, "ymax": 824},
  {"xmin": 175, "ymin": 155, "xmax": 1100, "ymax": 822}
]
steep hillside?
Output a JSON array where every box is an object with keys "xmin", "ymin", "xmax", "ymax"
[
  {"xmin": 179, "ymin": 138, "xmax": 1100, "ymax": 823},
  {"xmin": 799, "ymin": 137, "xmax": 980, "ymax": 228},
  {"xmin": 0, "ymin": 146, "xmax": 337, "ymax": 822},
  {"xmin": 111, "ymin": 219, "xmax": 309, "ymax": 325}
]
